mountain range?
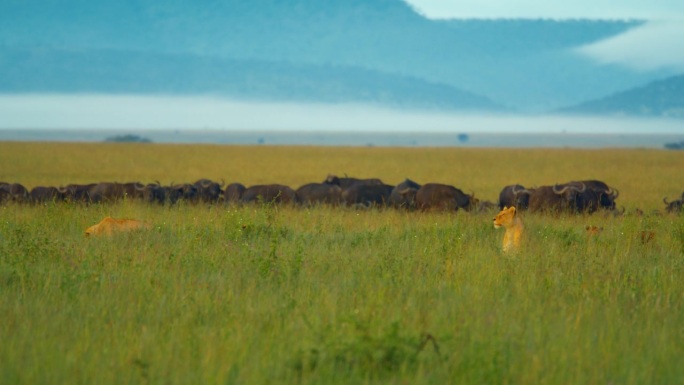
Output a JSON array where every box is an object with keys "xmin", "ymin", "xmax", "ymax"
[
  {"xmin": 559, "ymin": 74, "xmax": 684, "ymax": 117},
  {"xmin": 0, "ymin": 0, "xmax": 681, "ymax": 117}
]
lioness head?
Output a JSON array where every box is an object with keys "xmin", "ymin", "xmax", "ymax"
[
  {"xmin": 585, "ymin": 225, "xmax": 603, "ymax": 236},
  {"xmin": 493, "ymin": 206, "xmax": 516, "ymax": 228}
]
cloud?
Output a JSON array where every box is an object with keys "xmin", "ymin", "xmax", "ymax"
[
  {"xmin": 575, "ymin": 20, "xmax": 684, "ymax": 71},
  {"xmin": 403, "ymin": 1, "xmax": 684, "ymax": 72},
  {"xmin": 404, "ymin": 0, "xmax": 684, "ymax": 19},
  {"xmin": 0, "ymin": 94, "xmax": 682, "ymax": 134}
]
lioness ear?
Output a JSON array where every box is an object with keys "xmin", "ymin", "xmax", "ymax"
[{"xmin": 509, "ymin": 206, "xmax": 516, "ymax": 215}]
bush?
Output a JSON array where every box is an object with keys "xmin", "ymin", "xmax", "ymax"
[{"xmin": 104, "ymin": 134, "xmax": 152, "ymax": 143}]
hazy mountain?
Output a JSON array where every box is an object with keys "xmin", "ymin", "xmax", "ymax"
[
  {"xmin": 0, "ymin": 0, "xmax": 677, "ymax": 112},
  {"xmin": 0, "ymin": 47, "xmax": 501, "ymax": 110},
  {"xmin": 559, "ymin": 74, "xmax": 684, "ymax": 118}
]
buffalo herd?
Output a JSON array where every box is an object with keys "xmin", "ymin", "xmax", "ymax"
[{"xmin": 1, "ymin": 176, "xmax": 682, "ymax": 215}]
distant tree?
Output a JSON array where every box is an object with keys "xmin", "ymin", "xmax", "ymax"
[
  {"xmin": 664, "ymin": 141, "xmax": 684, "ymax": 150},
  {"xmin": 104, "ymin": 134, "xmax": 152, "ymax": 143}
]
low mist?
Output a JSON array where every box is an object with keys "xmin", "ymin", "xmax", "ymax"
[
  {"xmin": 576, "ymin": 19, "xmax": 684, "ymax": 72},
  {"xmin": 1, "ymin": 94, "xmax": 682, "ymax": 135}
]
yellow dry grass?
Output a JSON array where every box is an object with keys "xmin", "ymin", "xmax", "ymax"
[{"xmin": 1, "ymin": 142, "xmax": 682, "ymax": 211}]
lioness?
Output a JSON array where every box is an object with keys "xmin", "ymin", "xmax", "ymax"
[
  {"xmin": 493, "ymin": 206, "xmax": 523, "ymax": 253},
  {"xmin": 585, "ymin": 225, "xmax": 604, "ymax": 237},
  {"xmin": 85, "ymin": 216, "xmax": 150, "ymax": 237}
]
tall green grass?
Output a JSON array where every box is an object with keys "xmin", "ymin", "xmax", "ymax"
[
  {"xmin": 1, "ymin": 199, "xmax": 682, "ymax": 384},
  {"xmin": 2, "ymin": 143, "xmax": 683, "ymax": 384}
]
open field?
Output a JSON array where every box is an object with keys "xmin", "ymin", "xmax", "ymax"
[
  {"xmin": 1, "ymin": 142, "xmax": 684, "ymax": 384},
  {"xmin": 2, "ymin": 142, "xmax": 684, "ymax": 210}
]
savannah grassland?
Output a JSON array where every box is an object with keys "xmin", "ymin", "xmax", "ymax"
[{"xmin": 1, "ymin": 142, "xmax": 684, "ymax": 385}]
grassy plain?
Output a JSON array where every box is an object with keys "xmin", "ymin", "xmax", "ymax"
[{"xmin": 1, "ymin": 142, "xmax": 684, "ymax": 384}]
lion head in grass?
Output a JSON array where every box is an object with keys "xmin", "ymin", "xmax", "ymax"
[{"xmin": 493, "ymin": 206, "xmax": 523, "ymax": 253}]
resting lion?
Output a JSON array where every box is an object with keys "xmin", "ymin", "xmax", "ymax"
[
  {"xmin": 493, "ymin": 206, "xmax": 523, "ymax": 253},
  {"xmin": 85, "ymin": 216, "xmax": 151, "ymax": 237}
]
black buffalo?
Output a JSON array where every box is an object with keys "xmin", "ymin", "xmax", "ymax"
[
  {"xmin": 242, "ymin": 184, "xmax": 296, "ymax": 205},
  {"xmin": 414, "ymin": 183, "xmax": 477, "ymax": 211},
  {"xmin": 476, "ymin": 200, "xmax": 498, "ymax": 213},
  {"xmin": 193, "ymin": 179, "xmax": 224, "ymax": 203},
  {"xmin": 0, "ymin": 182, "xmax": 29, "ymax": 203},
  {"xmin": 136, "ymin": 182, "xmax": 169, "ymax": 204},
  {"xmin": 389, "ymin": 178, "xmax": 421, "ymax": 209},
  {"xmin": 323, "ymin": 174, "xmax": 384, "ymax": 189},
  {"xmin": 167, "ymin": 183, "xmax": 199, "ymax": 204},
  {"xmin": 575, "ymin": 180, "xmax": 619, "ymax": 211},
  {"xmin": 295, "ymin": 183, "xmax": 342, "ymax": 206},
  {"xmin": 29, "ymin": 186, "xmax": 65, "ymax": 203},
  {"xmin": 341, "ymin": 183, "xmax": 395, "ymax": 208},
  {"xmin": 88, "ymin": 182, "xmax": 136, "ymax": 203},
  {"xmin": 60, "ymin": 183, "xmax": 97, "ymax": 203},
  {"xmin": 663, "ymin": 195, "xmax": 684, "ymax": 214},
  {"xmin": 224, "ymin": 183, "xmax": 247, "ymax": 204},
  {"xmin": 528, "ymin": 183, "xmax": 587, "ymax": 214},
  {"xmin": 550, "ymin": 180, "xmax": 619, "ymax": 214},
  {"xmin": 498, "ymin": 184, "xmax": 531, "ymax": 210}
]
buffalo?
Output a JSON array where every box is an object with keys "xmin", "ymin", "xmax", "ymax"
[
  {"xmin": 498, "ymin": 184, "xmax": 531, "ymax": 210},
  {"xmin": 0, "ymin": 188, "xmax": 9, "ymax": 203},
  {"xmin": 414, "ymin": 183, "xmax": 477, "ymax": 211},
  {"xmin": 121, "ymin": 182, "xmax": 147, "ymax": 200},
  {"xmin": 224, "ymin": 183, "xmax": 247, "ymax": 204},
  {"xmin": 579, "ymin": 180, "xmax": 619, "ymax": 211},
  {"xmin": 193, "ymin": 179, "xmax": 224, "ymax": 203},
  {"xmin": 340, "ymin": 183, "xmax": 394, "ymax": 208},
  {"xmin": 528, "ymin": 183, "xmax": 587, "ymax": 214},
  {"xmin": 552, "ymin": 181, "xmax": 599, "ymax": 213},
  {"xmin": 663, "ymin": 196, "xmax": 683, "ymax": 214},
  {"xmin": 550, "ymin": 180, "xmax": 619, "ymax": 214},
  {"xmin": 167, "ymin": 183, "xmax": 199, "ymax": 204},
  {"xmin": 389, "ymin": 178, "xmax": 421, "ymax": 209},
  {"xmin": 295, "ymin": 183, "xmax": 342, "ymax": 206},
  {"xmin": 241, "ymin": 184, "xmax": 296, "ymax": 205},
  {"xmin": 476, "ymin": 200, "xmax": 498, "ymax": 213},
  {"xmin": 29, "ymin": 186, "xmax": 65, "ymax": 204},
  {"xmin": 90, "ymin": 181, "xmax": 146, "ymax": 202},
  {"xmin": 136, "ymin": 182, "xmax": 169, "ymax": 204},
  {"xmin": 0, "ymin": 182, "xmax": 29, "ymax": 203},
  {"xmin": 323, "ymin": 174, "xmax": 384, "ymax": 189},
  {"xmin": 60, "ymin": 183, "xmax": 97, "ymax": 203}
]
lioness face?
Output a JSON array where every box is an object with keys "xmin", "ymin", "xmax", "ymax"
[{"xmin": 493, "ymin": 206, "xmax": 516, "ymax": 229}]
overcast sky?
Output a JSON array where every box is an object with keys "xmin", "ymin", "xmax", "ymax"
[
  {"xmin": 404, "ymin": 1, "xmax": 684, "ymax": 71},
  {"xmin": 404, "ymin": 0, "xmax": 684, "ymax": 20},
  {"xmin": 1, "ymin": 2, "xmax": 682, "ymax": 134}
]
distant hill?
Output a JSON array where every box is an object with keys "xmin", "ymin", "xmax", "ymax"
[
  {"xmin": 0, "ymin": 47, "xmax": 502, "ymax": 111},
  {"xmin": 559, "ymin": 75, "xmax": 684, "ymax": 118},
  {"xmin": 0, "ymin": 0, "xmax": 678, "ymax": 112}
]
